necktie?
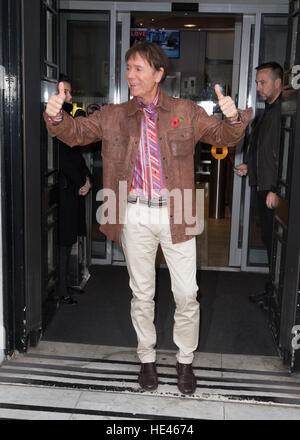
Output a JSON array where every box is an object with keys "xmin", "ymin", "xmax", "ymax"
[{"xmin": 143, "ymin": 105, "xmax": 163, "ymax": 199}]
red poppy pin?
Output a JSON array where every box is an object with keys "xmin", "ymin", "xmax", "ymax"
[{"xmin": 171, "ymin": 117, "xmax": 183, "ymax": 128}]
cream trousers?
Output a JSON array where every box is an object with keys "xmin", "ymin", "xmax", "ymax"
[{"xmin": 121, "ymin": 201, "xmax": 199, "ymax": 364}]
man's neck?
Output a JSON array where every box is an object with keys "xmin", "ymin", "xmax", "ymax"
[
  {"xmin": 266, "ymin": 91, "xmax": 281, "ymax": 105},
  {"xmin": 138, "ymin": 89, "xmax": 160, "ymax": 108}
]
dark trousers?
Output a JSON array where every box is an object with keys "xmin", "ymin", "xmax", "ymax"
[
  {"xmin": 255, "ymin": 189, "xmax": 276, "ymax": 296},
  {"xmin": 58, "ymin": 245, "xmax": 72, "ymax": 297},
  {"xmin": 256, "ymin": 190, "xmax": 274, "ymax": 267}
]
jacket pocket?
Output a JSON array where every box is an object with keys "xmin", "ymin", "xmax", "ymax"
[
  {"xmin": 102, "ymin": 131, "xmax": 128, "ymax": 161},
  {"xmin": 167, "ymin": 127, "xmax": 195, "ymax": 157}
]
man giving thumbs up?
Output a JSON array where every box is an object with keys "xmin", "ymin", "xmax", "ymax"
[
  {"xmin": 46, "ymin": 81, "xmax": 66, "ymax": 118},
  {"xmin": 44, "ymin": 42, "xmax": 253, "ymax": 396},
  {"xmin": 214, "ymin": 84, "xmax": 239, "ymax": 122}
]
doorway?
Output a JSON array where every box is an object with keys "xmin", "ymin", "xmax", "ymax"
[
  {"xmin": 2, "ymin": 1, "xmax": 296, "ymax": 379},
  {"xmin": 59, "ymin": 5, "xmax": 288, "ymax": 273},
  {"xmin": 45, "ymin": 3, "xmax": 286, "ymax": 358}
]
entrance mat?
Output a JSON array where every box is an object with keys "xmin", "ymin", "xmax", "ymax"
[{"xmin": 43, "ymin": 266, "xmax": 277, "ymax": 356}]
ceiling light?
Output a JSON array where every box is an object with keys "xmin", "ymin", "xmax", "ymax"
[{"xmin": 184, "ymin": 24, "xmax": 197, "ymax": 28}]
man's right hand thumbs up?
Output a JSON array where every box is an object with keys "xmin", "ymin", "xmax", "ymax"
[
  {"xmin": 45, "ymin": 81, "xmax": 65, "ymax": 118},
  {"xmin": 214, "ymin": 83, "xmax": 238, "ymax": 122}
]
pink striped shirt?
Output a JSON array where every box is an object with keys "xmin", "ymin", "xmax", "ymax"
[{"xmin": 129, "ymin": 91, "xmax": 165, "ymax": 201}]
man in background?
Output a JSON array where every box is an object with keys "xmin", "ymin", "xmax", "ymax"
[
  {"xmin": 57, "ymin": 74, "xmax": 91, "ymax": 305},
  {"xmin": 235, "ymin": 62, "xmax": 282, "ymax": 308}
]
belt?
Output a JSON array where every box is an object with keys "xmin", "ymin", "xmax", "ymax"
[{"xmin": 128, "ymin": 195, "xmax": 167, "ymax": 207}]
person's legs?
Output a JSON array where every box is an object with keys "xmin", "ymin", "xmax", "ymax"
[
  {"xmin": 122, "ymin": 202, "xmax": 198, "ymax": 393},
  {"xmin": 121, "ymin": 202, "xmax": 161, "ymax": 390},
  {"xmin": 249, "ymin": 190, "xmax": 274, "ymax": 308},
  {"xmin": 58, "ymin": 245, "xmax": 77, "ymax": 305},
  {"xmin": 160, "ymin": 234, "xmax": 199, "ymax": 364},
  {"xmin": 121, "ymin": 202, "xmax": 160, "ymax": 363},
  {"xmin": 257, "ymin": 190, "xmax": 274, "ymax": 265},
  {"xmin": 159, "ymin": 210, "xmax": 199, "ymax": 394}
]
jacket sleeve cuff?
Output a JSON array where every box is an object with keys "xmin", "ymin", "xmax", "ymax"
[
  {"xmin": 226, "ymin": 113, "xmax": 242, "ymax": 125},
  {"xmin": 47, "ymin": 109, "xmax": 64, "ymax": 125}
]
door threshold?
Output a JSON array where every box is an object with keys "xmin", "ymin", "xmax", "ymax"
[{"xmin": 2, "ymin": 341, "xmax": 300, "ymax": 420}]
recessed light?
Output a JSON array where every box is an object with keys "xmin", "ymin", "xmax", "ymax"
[{"xmin": 184, "ymin": 24, "xmax": 197, "ymax": 28}]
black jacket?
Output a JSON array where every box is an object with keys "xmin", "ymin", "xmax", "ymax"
[
  {"xmin": 245, "ymin": 94, "xmax": 282, "ymax": 192},
  {"xmin": 58, "ymin": 102, "xmax": 91, "ymax": 246}
]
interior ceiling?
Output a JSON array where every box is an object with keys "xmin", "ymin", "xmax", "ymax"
[{"xmin": 131, "ymin": 14, "xmax": 237, "ymax": 31}]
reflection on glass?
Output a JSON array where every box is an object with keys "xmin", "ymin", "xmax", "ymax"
[
  {"xmin": 277, "ymin": 224, "xmax": 283, "ymax": 239},
  {"xmin": 280, "ymin": 185, "xmax": 286, "ymax": 199},
  {"xmin": 47, "ymin": 135, "xmax": 53, "ymax": 170},
  {"xmin": 91, "ymin": 147, "xmax": 106, "ymax": 259},
  {"xmin": 67, "ymin": 16, "xmax": 110, "ymax": 101},
  {"xmin": 259, "ymin": 15, "xmax": 288, "ymax": 68},
  {"xmin": 247, "ymin": 24, "xmax": 255, "ymax": 109},
  {"xmin": 115, "ymin": 22, "xmax": 122, "ymax": 103},
  {"xmin": 282, "ymin": 128, "xmax": 290, "ymax": 184},
  {"xmin": 274, "ymin": 240, "xmax": 282, "ymax": 288},
  {"xmin": 47, "ymin": 11, "xmax": 53, "ymax": 62},
  {"xmin": 290, "ymin": 16, "xmax": 298, "ymax": 67},
  {"xmin": 247, "ymin": 188, "xmax": 269, "ymax": 266},
  {"xmin": 48, "ymin": 227, "xmax": 54, "ymax": 271},
  {"xmin": 47, "ymin": 212, "xmax": 54, "ymax": 226},
  {"xmin": 62, "ymin": 12, "xmax": 110, "ymax": 261},
  {"xmin": 47, "ymin": 174, "xmax": 54, "ymax": 186},
  {"xmin": 47, "ymin": 65, "xmax": 56, "ymax": 79}
]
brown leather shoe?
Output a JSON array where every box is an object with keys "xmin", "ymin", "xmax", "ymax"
[
  {"xmin": 176, "ymin": 362, "xmax": 197, "ymax": 395},
  {"xmin": 138, "ymin": 362, "xmax": 158, "ymax": 391}
]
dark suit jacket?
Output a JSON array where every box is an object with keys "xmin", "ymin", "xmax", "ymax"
[{"xmin": 58, "ymin": 102, "xmax": 91, "ymax": 246}]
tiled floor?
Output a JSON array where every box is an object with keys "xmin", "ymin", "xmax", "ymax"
[{"xmin": 0, "ymin": 341, "xmax": 300, "ymax": 420}]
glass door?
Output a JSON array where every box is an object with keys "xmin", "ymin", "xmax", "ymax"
[
  {"xmin": 59, "ymin": 7, "xmax": 130, "ymax": 265},
  {"xmin": 41, "ymin": 0, "xmax": 60, "ymax": 328},
  {"xmin": 229, "ymin": 14, "xmax": 256, "ymax": 268},
  {"xmin": 109, "ymin": 12, "xmax": 130, "ymax": 264},
  {"xmin": 60, "ymin": 10, "xmax": 111, "ymax": 267},
  {"xmin": 230, "ymin": 13, "xmax": 288, "ymax": 272},
  {"xmin": 271, "ymin": 0, "xmax": 300, "ymax": 371}
]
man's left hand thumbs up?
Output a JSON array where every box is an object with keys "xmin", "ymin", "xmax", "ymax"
[{"xmin": 214, "ymin": 84, "xmax": 239, "ymax": 122}]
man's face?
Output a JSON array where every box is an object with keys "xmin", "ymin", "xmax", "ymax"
[
  {"xmin": 255, "ymin": 68, "xmax": 281, "ymax": 104},
  {"xmin": 126, "ymin": 53, "xmax": 163, "ymax": 104},
  {"xmin": 62, "ymin": 81, "xmax": 72, "ymax": 103}
]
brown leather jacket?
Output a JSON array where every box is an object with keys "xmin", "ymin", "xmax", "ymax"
[{"xmin": 44, "ymin": 89, "xmax": 252, "ymax": 244}]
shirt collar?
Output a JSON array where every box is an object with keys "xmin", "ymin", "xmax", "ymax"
[
  {"xmin": 127, "ymin": 88, "xmax": 171, "ymax": 116},
  {"xmin": 137, "ymin": 89, "xmax": 160, "ymax": 111}
]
